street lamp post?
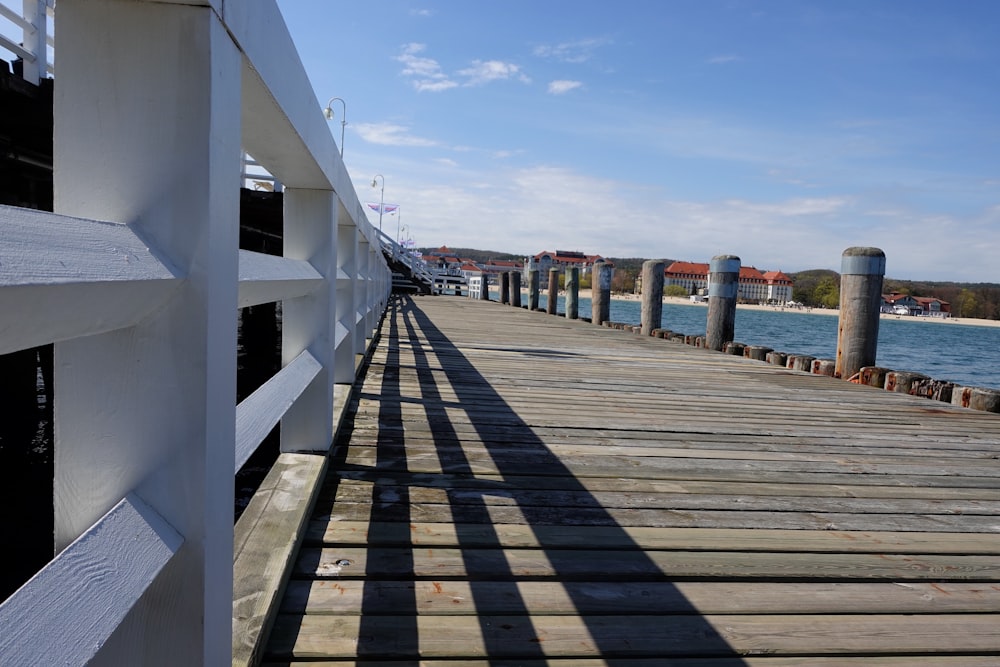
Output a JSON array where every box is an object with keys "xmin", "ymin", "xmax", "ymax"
[
  {"xmin": 323, "ymin": 97, "xmax": 346, "ymax": 157},
  {"xmin": 371, "ymin": 174, "xmax": 384, "ymax": 232},
  {"xmin": 396, "ymin": 208, "xmax": 404, "ymax": 244}
]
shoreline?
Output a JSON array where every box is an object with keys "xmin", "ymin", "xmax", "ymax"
[{"xmin": 568, "ymin": 289, "xmax": 1000, "ymax": 330}]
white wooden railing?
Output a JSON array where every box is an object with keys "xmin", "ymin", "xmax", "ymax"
[
  {"xmin": 376, "ymin": 225, "xmax": 438, "ymax": 288},
  {"xmin": 0, "ymin": 0, "xmax": 53, "ymax": 83},
  {"xmin": 0, "ymin": 1, "xmax": 390, "ymax": 664}
]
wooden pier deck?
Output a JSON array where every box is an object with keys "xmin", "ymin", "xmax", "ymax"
[{"xmin": 263, "ymin": 294, "xmax": 1000, "ymax": 665}]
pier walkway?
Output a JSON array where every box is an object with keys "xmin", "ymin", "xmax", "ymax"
[{"xmin": 262, "ymin": 294, "xmax": 1000, "ymax": 664}]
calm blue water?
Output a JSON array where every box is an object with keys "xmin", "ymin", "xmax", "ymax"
[{"xmin": 527, "ymin": 294, "xmax": 1000, "ymax": 390}]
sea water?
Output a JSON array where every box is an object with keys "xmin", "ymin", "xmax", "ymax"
[{"xmin": 531, "ymin": 295, "xmax": 1000, "ymax": 391}]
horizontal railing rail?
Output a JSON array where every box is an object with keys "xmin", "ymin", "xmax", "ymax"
[{"xmin": 0, "ymin": 1, "xmax": 390, "ymax": 664}]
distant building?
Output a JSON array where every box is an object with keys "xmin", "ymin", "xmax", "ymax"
[
  {"xmin": 664, "ymin": 261, "xmax": 795, "ymax": 304},
  {"xmin": 882, "ymin": 292, "xmax": 950, "ymax": 318},
  {"xmin": 530, "ymin": 250, "xmax": 605, "ymax": 287}
]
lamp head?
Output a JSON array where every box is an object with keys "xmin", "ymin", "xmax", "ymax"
[
  {"xmin": 371, "ymin": 178, "xmax": 378, "ymax": 188},
  {"xmin": 323, "ymin": 106, "xmax": 334, "ymax": 120}
]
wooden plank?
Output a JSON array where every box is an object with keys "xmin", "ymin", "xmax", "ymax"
[
  {"xmin": 0, "ymin": 494, "xmax": 182, "ymax": 666},
  {"xmin": 267, "ymin": 613, "xmax": 1000, "ymax": 659},
  {"xmin": 262, "ymin": 296, "xmax": 1000, "ymax": 663},
  {"xmin": 294, "ymin": 545, "xmax": 1000, "ymax": 582},
  {"xmin": 233, "ymin": 453, "xmax": 327, "ymax": 667},
  {"xmin": 312, "ymin": 521, "xmax": 1000, "ymax": 555},
  {"xmin": 282, "ymin": 580, "xmax": 1000, "ymax": 615}
]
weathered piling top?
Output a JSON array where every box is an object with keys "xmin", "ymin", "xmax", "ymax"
[{"xmin": 260, "ymin": 294, "xmax": 1000, "ymax": 663}]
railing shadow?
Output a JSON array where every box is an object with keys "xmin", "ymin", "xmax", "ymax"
[{"xmin": 333, "ymin": 294, "xmax": 747, "ymax": 663}]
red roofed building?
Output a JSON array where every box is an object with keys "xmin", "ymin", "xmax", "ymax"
[
  {"xmin": 531, "ymin": 250, "xmax": 605, "ymax": 287},
  {"xmin": 665, "ymin": 261, "xmax": 795, "ymax": 304},
  {"xmin": 762, "ymin": 270, "xmax": 794, "ymax": 304}
]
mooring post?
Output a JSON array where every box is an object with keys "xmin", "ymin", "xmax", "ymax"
[
  {"xmin": 527, "ymin": 269, "xmax": 540, "ymax": 310},
  {"xmin": 565, "ymin": 267, "xmax": 579, "ymax": 320},
  {"xmin": 835, "ymin": 247, "xmax": 885, "ymax": 379},
  {"xmin": 500, "ymin": 271, "xmax": 510, "ymax": 304},
  {"xmin": 591, "ymin": 260, "xmax": 613, "ymax": 325},
  {"xmin": 706, "ymin": 255, "xmax": 740, "ymax": 351},
  {"xmin": 547, "ymin": 268, "xmax": 560, "ymax": 314},
  {"xmin": 510, "ymin": 271, "xmax": 522, "ymax": 308},
  {"xmin": 479, "ymin": 273, "xmax": 490, "ymax": 300},
  {"xmin": 640, "ymin": 260, "xmax": 665, "ymax": 336}
]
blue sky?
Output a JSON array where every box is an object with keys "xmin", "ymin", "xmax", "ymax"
[{"xmin": 276, "ymin": 0, "xmax": 999, "ymax": 281}]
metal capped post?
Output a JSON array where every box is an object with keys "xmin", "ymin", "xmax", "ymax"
[
  {"xmin": 640, "ymin": 260, "xmax": 665, "ymax": 336},
  {"xmin": 836, "ymin": 247, "xmax": 885, "ymax": 379},
  {"xmin": 705, "ymin": 255, "xmax": 740, "ymax": 351}
]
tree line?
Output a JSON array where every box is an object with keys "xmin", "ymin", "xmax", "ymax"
[{"xmin": 791, "ymin": 270, "xmax": 1000, "ymax": 320}]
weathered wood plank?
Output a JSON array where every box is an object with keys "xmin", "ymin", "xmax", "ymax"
[
  {"xmin": 267, "ymin": 613, "xmax": 1000, "ymax": 659},
  {"xmin": 311, "ymin": 521, "xmax": 1000, "ymax": 554},
  {"xmin": 263, "ymin": 295, "xmax": 1000, "ymax": 663},
  {"xmin": 281, "ymin": 579, "xmax": 1000, "ymax": 615}
]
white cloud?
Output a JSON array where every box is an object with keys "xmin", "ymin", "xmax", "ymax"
[
  {"xmin": 409, "ymin": 8, "xmax": 433, "ymax": 17},
  {"xmin": 457, "ymin": 60, "xmax": 531, "ymax": 86},
  {"xmin": 534, "ymin": 37, "xmax": 612, "ymax": 64},
  {"xmin": 396, "ymin": 44, "xmax": 529, "ymax": 91},
  {"xmin": 707, "ymin": 54, "xmax": 742, "ymax": 65},
  {"xmin": 353, "ymin": 122, "xmax": 438, "ymax": 147},
  {"xmin": 548, "ymin": 80, "xmax": 583, "ymax": 95},
  {"xmin": 364, "ymin": 153, "xmax": 999, "ymax": 281},
  {"xmin": 396, "ymin": 43, "xmax": 457, "ymax": 92}
]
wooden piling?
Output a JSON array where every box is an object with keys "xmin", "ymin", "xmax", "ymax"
[
  {"xmin": 724, "ymin": 342, "xmax": 746, "ymax": 356},
  {"xmin": 640, "ymin": 260, "xmax": 665, "ymax": 336},
  {"xmin": 836, "ymin": 247, "xmax": 885, "ymax": 379},
  {"xmin": 499, "ymin": 271, "xmax": 510, "ymax": 304},
  {"xmin": 910, "ymin": 377, "xmax": 954, "ymax": 402},
  {"xmin": 480, "ymin": 273, "xmax": 490, "ymax": 300},
  {"xmin": 953, "ymin": 386, "xmax": 1000, "ymax": 413},
  {"xmin": 859, "ymin": 366, "xmax": 891, "ymax": 389},
  {"xmin": 705, "ymin": 255, "xmax": 740, "ymax": 351},
  {"xmin": 527, "ymin": 269, "xmax": 539, "ymax": 311},
  {"xmin": 812, "ymin": 359, "xmax": 837, "ymax": 377},
  {"xmin": 885, "ymin": 370, "xmax": 930, "ymax": 394},
  {"xmin": 547, "ymin": 268, "xmax": 559, "ymax": 314},
  {"xmin": 766, "ymin": 351, "xmax": 787, "ymax": 366},
  {"xmin": 591, "ymin": 260, "xmax": 612, "ymax": 326},
  {"xmin": 565, "ymin": 267, "xmax": 579, "ymax": 320},
  {"xmin": 787, "ymin": 355, "xmax": 816, "ymax": 372},
  {"xmin": 746, "ymin": 345, "xmax": 773, "ymax": 361},
  {"xmin": 509, "ymin": 271, "xmax": 522, "ymax": 308}
]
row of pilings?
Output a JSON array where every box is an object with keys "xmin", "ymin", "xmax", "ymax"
[{"xmin": 489, "ymin": 248, "xmax": 1000, "ymax": 415}]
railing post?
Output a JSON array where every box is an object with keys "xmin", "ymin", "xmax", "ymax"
[
  {"xmin": 591, "ymin": 260, "xmax": 612, "ymax": 325},
  {"xmin": 706, "ymin": 255, "xmax": 740, "ymax": 351},
  {"xmin": 641, "ymin": 260, "xmax": 665, "ymax": 336},
  {"xmin": 355, "ymin": 233, "xmax": 371, "ymax": 355},
  {"xmin": 281, "ymin": 188, "xmax": 336, "ymax": 452},
  {"xmin": 335, "ymin": 212, "xmax": 359, "ymax": 382},
  {"xmin": 52, "ymin": 2, "xmax": 240, "ymax": 662},
  {"xmin": 565, "ymin": 267, "xmax": 579, "ymax": 320},
  {"xmin": 547, "ymin": 268, "xmax": 559, "ymax": 314},
  {"xmin": 510, "ymin": 271, "xmax": 522, "ymax": 308},
  {"xmin": 21, "ymin": 0, "xmax": 47, "ymax": 84},
  {"xmin": 836, "ymin": 247, "xmax": 885, "ymax": 379},
  {"xmin": 500, "ymin": 271, "xmax": 510, "ymax": 304},
  {"xmin": 527, "ymin": 269, "xmax": 540, "ymax": 310}
]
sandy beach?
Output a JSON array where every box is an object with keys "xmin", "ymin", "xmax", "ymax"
[{"xmin": 569, "ymin": 289, "xmax": 1000, "ymax": 329}]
